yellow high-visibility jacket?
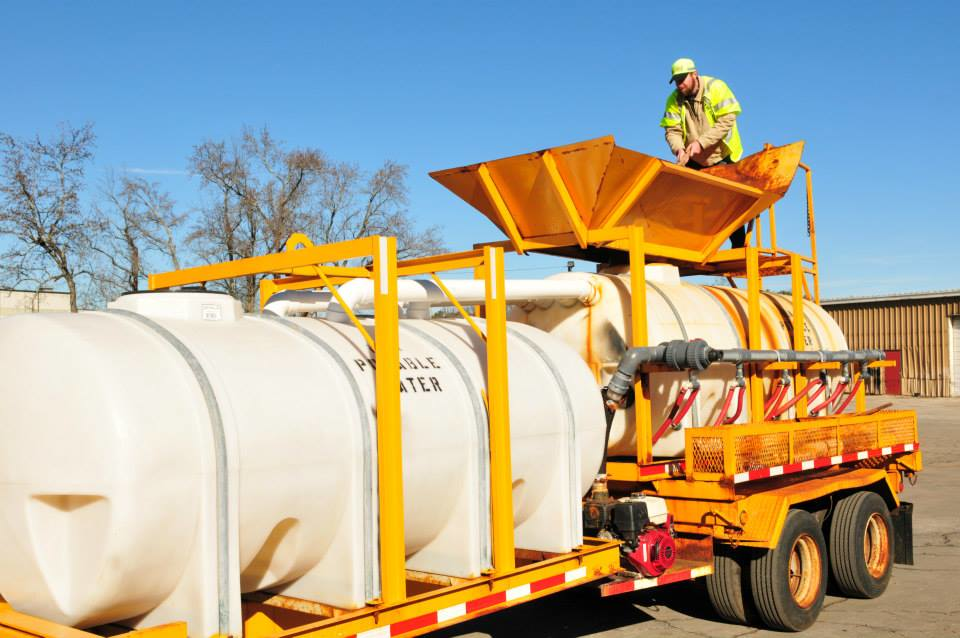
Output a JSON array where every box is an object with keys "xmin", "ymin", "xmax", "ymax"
[{"xmin": 660, "ymin": 75, "xmax": 743, "ymax": 162}]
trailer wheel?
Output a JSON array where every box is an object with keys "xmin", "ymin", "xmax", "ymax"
[
  {"xmin": 829, "ymin": 491, "xmax": 893, "ymax": 598},
  {"xmin": 705, "ymin": 544, "xmax": 757, "ymax": 625},
  {"xmin": 750, "ymin": 509, "xmax": 827, "ymax": 631}
]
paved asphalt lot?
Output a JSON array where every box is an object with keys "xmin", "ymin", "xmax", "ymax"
[{"xmin": 433, "ymin": 396, "xmax": 960, "ymax": 637}]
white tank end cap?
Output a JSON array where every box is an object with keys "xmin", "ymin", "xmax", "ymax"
[
  {"xmin": 644, "ymin": 264, "xmax": 681, "ymax": 285},
  {"xmin": 108, "ymin": 291, "xmax": 244, "ymax": 322}
]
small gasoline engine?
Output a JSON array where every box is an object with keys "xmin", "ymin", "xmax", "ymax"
[{"xmin": 583, "ymin": 481, "xmax": 676, "ymax": 578}]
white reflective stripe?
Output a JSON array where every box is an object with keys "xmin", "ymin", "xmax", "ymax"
[
  {"xmin": 634, "ymin": 578, "xmax": 658, "ymax": 590},
  {"xmin": 506, "ymin": 583, "xmax": 531, "ymax": 601},
  {"xmin": 734, "ymin": 472, "xmax": 750, "ymax": 483},
  {"xmin": 565, "ymin": 566, "xmax": 587, "ymax": 582},
  {"xmin": 690, "ymin": 565, "xmax": 713, "ymax": 578},
  {"xmin": 663, "ymin": 112, "xmax": 681, "ymax": 121},
  {"xmin": 857, "ymin": 451, "xmax": 869, "ymax": 460},
  {"xmin": 378, "ymin": 237, "xmax": 389, "ymax": 295},
  {"xmin": 801, "ymin": 460, "xmax": 815, "ymax": 470},
  {"xmin": 358, "ymin": 627, "xmax": 390, "ymax": 638},
  {"xmin": 725, "ymin": 128, "xmax": 734, "ymax": 141},
  {"xmin": 905, "ymin": 443, "xmax": 915, "ymax": 451},
  {"xmin": 437, "ymin": 603, "xmax": 467, "ymax": 623},
  {"xmin": 830, "ymin": 455, "xmax": 844, "ymax": 465},
  {"xmin": 715, "ymin": 98, "xmax": 738, "ymax": 110},
  {"xmin": 769, "ymin": 466, "xmax": 784, "ymax": 477},
  {"xmin": 882, "ymin": 447, "xmax": 892, "ymax": 455}
]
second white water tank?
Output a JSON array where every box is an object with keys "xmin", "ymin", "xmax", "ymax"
[{"xmin": 512, "ymin": 264, "xmax": 848, "ymax": 457}]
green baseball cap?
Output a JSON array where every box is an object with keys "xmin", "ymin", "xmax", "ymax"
[{"xmin": 670, "ymin": 58, "xmax": 696, "ymax": 83}]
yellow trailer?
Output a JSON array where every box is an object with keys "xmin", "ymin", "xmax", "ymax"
[{"xmin": 0, "ymin": 137, "xmax": 920, "ymax": 637}]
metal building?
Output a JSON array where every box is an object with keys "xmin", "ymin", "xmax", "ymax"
[
  {"xmin": 821, "ymin": 290, "xmax": 960, "ymax": 397},
  {"xmin": 0, "ymin": 289, "xmax": 70, "ymax": 317}
]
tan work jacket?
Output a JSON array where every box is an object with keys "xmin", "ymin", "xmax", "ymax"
[{"xmin": 664, "ymin": 78, "xmax": 737, "ymax": 167}]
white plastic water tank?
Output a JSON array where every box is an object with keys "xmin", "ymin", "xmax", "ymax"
[
  {"xmin": 512, "ymin": 265, "xmax": 848, "ymax": 457},
  {"xmin": 0, "ymin": 291, "xmax": 605, "ymax": 637}
]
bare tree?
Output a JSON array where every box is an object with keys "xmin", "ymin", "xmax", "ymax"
[
  {"xmin": 90, "ymin": 172, "xmax": 186, "ymax": 302},
  {"xmin": 0, "ymin": 123, "xmax": 96, "ymax": 312},
  {"xmin": 189, "ymin": 126, "xmax": 444, "ymax": 311},
  {"xmin": 307, "ymin": 159, "xmax": 444, "ymax": 262}
]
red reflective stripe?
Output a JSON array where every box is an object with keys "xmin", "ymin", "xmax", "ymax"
[
  {"xmin": 735, "ymin": 442, "xmax": 919, "ymax": 484},
  {"xmin": 465, "ymin": 591, "xmax": 506, "ymax": 613},
  {"xmin": 657, "ymin": 569, "xmax": 692, "ymax": 586},
  {"xmin": 530, "ymin": 573, "xmax": 565, "ymax": 593},
  {"xmin": 602, "ymin": 580, "xmax": 639, "ymax": 596},
  {"xmin": 391, "ymin": 612, "xmax": 439, "ymax": 636}
]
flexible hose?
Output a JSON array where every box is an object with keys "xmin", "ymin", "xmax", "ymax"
[
  {"xmin": 652, "ymin": 387, "xmax": 700, "ymax": 444},
  {"xmin": 652, "ymin": 388, "xmax": 687, "ymax": 444},
  {"xmin": 833, "ymin": 378, "xmax": 864, "ymax": 414},
  {"xmin": 763, "ymin": 382, "xmax": 789, "ymax": 420},
  {"xmin": 713, "ymin": 386, "xmax": 736, "ymax": 426},
  {"xmin": 809, "ymin": 381, "xmax": 848, "ymax": 415},
  {"xmin": 673, "ymin": 387, "xmax": 700, "ymax": 424},
  {"xmin": 725, "ymin": 386, "xmax": 745, "ymax": 424},
  {"xmin": 769, "ymin": 378, "xmax": 825, "ymax": 419}
]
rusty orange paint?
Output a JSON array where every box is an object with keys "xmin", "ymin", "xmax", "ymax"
[{"xmin": 430, "ymin": 138, "xmax": 804, "ymax": 262}]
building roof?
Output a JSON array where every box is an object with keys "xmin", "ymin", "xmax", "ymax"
[{"xmin": 821, "ymin": 289, "xmax": 960, "ymax": 306}]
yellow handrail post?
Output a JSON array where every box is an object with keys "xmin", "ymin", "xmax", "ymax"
[
  {"xmin": 484, "ymin": 246, "xmax": 515, "ymax": 573},
  {"xmin": 259, "ymin": 277, "xmax": 278, "ymax": 311},
  {"xmin": 800, "ymin": 163, "xmax": 821, "ymax": 304},
  {"xmin": 768, "ymin": 204, "xmax": 778, "ymax": 252},
  {"xmin": 371, "ymin": 236, "xmax": 406, "ymax": 604},
  {"xmin": 629, "ymin": 225, "xmax": 653, "ymax": 465},
  {"xmin": 855, "ymin": 368, "xmax": 867, "ymax": 413},
  {"xmin": 746, "ymin": 246, "xmax": 765, "ymax": 422},
  {"xmin": 791, "ymin": 253, "xmax": 809, "ymax": 418}
]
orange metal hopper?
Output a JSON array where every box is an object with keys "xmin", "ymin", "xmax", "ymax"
[{"xmin": 429, "ymin": 136, "xmax": 804, "ymax": 263}]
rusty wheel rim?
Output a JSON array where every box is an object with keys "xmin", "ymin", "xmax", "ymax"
[
  {"xmin": 788, "ymin": 534, "xmax": 822, "ymax": 608},
  {"xmin": 863, "ymin": 512, "xmax": 890, "ymax": 579}
]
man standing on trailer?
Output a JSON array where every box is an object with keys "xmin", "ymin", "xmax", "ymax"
[{"xmin": 660, "ymin": 58, "xmax": 746, "ymax": 246}]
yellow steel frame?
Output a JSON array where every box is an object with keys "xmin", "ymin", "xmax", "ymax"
[
  {"xmin": 0, "ymin": 604, "xmax": 187, "ymax": 638},
  {"xmin": 654, "ymin": 466, "xmax": 909, "ymax": 548},
  {"xmin": 684, "ymin": 409, "xmax": 919, "ymax": 482}
]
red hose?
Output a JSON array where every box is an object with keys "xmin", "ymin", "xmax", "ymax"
[
  {"xmin": 673, "ymin": 387, "xmax": 700, "ymax": 424},
  {"xmin": 809, "ymin": 381, "xmax": 848, "ymax": 415},
  {"xmin": 764, "ymin": 382, "xmax": 787, "ymax": 414},
  {"xmin": 763, "ymin": 383, "xmax": 789, "ymax": 420},
  {"xmin": 769, "ymin": 379, "xmax": 825, "ymax": 419},
  {"xmin": 713, "ymin": 386, "xmax": 736, "ymax": 426},
  {"xmin": 725, "ymin": 387, "xmax": 745, "ymax": 424},
  {"xmin": 653, "ymin": 387, "xmax": 700, "ymax": 444},
  {"xmin": 833, "ymin": 378, "xmax": 864, "ymax": 414},
  {"xmin": 652, "ymin": 388, "xmax": 687, "ymax": 444}
]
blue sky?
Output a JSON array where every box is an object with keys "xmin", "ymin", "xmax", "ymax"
[{"xmin": 1, "ymin": 1, "xmax": 956, "ymax": 298}]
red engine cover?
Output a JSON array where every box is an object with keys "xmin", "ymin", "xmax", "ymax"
[{"xmin": 625, "ymin": 527, "xmax": 676, "ymax": 577}]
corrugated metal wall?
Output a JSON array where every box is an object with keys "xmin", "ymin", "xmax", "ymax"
[{"xmin": 824, "ymin": 297, "xmax": 960, "ymax": 397}]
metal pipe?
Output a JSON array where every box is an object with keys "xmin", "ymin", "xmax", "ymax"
[
  {"xmin": 262, "ymin": 289, "xmax": 332, "ymax": 316},
  {"xmin": 325, "ymin": 278, "xmax": 599, "ymax": 322},
  {"xmin": 606, "ymin": 340, "xmax": 884, "ymax": 411},
  {"xmin": 712, "ymin": 348, "xmax": 884, "ymax": 364}
]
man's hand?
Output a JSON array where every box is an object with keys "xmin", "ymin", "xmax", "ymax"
[
  {"xmin": 675, "ymin": 147, "xmax": 690, "ymax": 166},
  {"xmin": 685, "ymin": 141, "xmax": 703, "ymax": 158}
]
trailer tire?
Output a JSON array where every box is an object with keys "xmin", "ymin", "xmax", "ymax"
[
  {"xmin": 750, "ymin": 509, "xmax": 827, "ymax": 631},
  {"xmin": 829, "ymin": 491, "xmax": 893, "ymax": 598},
  {"xmin": 706, "ymin": 545, "xmax": 756, "ymax": 625}
]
